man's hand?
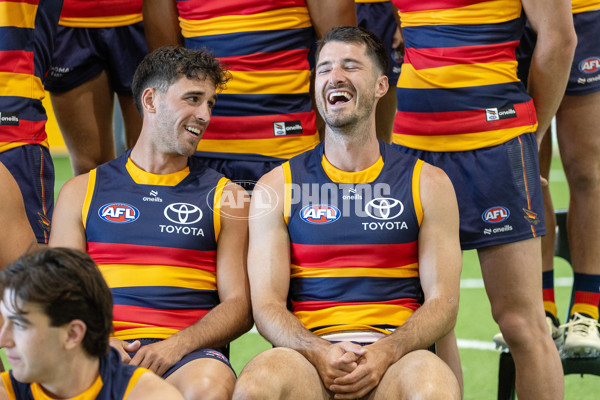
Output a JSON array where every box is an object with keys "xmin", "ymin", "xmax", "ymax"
[
  {"xmin": 328, "ymin": 344, "xmax": 391, "ymax": 399},
  {"xmin": 110, "ymin": 338, "xmax": 141, "ymax": 363},
  {"xmin": 129, "ymin": 338, "xmax": 186, "ymax": 377},
  {"xmin": 312, "ymin": 341, "xmax": 366, "ymax": 389}
]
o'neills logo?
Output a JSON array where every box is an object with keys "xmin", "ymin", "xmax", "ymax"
[
  {"xmin": 0, "ymin": 112, "xmax": 19, "ymax": 126},
  {"xmin": 273, "ymin": 120, "xmax": 303, "ymax": 136},
  {"xmin": 485, "ymin": 106, "xmax": 517, "ymax": 122}
]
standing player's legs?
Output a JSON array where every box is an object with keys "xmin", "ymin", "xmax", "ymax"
[
  {"xmin": 50, "ymin": 70, "xmax": 116, "ymax": 175},
  {"xmin": 479, "ymin": 239, "xmax": 564, "ymax": 399},
  {"xmin": 556, "ymin": 91, "xmax": 600, "ymax": 323},
  {"xmin": 117, "ymin": 93, "xmax": 143, "ymax": 150},
  {"xmin": 538, "ymin": 130, "xmax": 561, "ymax": 331}
]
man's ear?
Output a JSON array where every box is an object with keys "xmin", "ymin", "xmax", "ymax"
[
  {"xmin": 141, "ymin": 88, "xmax": 157, "ymax": 113},
  {"xmin": 375, "ymin": 75, "xmax": 389, "ymax": 99},
  {"xmin": 63, "ymin": 319, "xmax": 87, "ymax": 351}
]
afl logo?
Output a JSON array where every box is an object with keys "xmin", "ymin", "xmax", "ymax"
[
  {"xmin": 365, "ymin": 198, "xmax": 404, "ymax": 220},
  {"xmin": 482, "ymin": 206, "xmax": 510, "ymax": 223},
  {"xmin": 299, "ymin": 204, "xmax": 340, "ymax": 224},
  {"xmin": 164, "ymin": 203, "xmax": 203, "ymax": 225},
  {"xmin": 98, "ymin": 203, "xmax": 140, "ymax": 223},
  {"xmin": 579, "ymin": 57, "xmax": 600, "ymax": 74}
]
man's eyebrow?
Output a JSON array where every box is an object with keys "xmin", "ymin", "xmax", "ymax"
[
  {"xmin": 317, "ymin": 58, "xmax": 364, "ymax": 69},
  {"xmin": 7, "ymin": 314, "xmax": 29, "ymax": 325}
]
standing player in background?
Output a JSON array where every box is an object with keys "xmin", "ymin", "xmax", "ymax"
[
  {"xmin": 355, "ymin": 0, "xmax": 402, "ymax": 142},
  {"xmin": 142, "ymin": 0, "xmax": 356, "ymax": 184},
  {"xmin": 509, "ymin": 0, "xmax": 600, "ymax": 356},
  {"xmin": 0, "ymin": 0, "xmax": 62, "ymax": 244},
  {"xmin": 50, "ymin": 46, "xmax": 252, "ymax": 400},
  {"xmin": 390, "ymin": 1, "xmax": 576, "ymax": 398},
  {"xmin": 45, "ymin": 0, "xmax": 148, "ymax": 175}
]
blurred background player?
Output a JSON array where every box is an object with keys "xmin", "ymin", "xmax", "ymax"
[
  {"xmin": 355, "ymin": 0, "xmax": 402, "ymax": 142},
  {"xmin": 0, "ymin": 247, "xmax": 183, "ymax": 400},
  {"xmin": 511, "ymin": 0, "xmax": 600, "ymax": 357},
  {"xmin": 0, "ymin": 0, "xmax": 63, "ymax": 244},
  {"xmin": 50, "ymin": 46, "xmax": 252, "ymax": 399},
  {"xmin": 390, "ymin": 1, "xmax": 576, "ymax": 398},
  {"xmin": 45, "ymin": 0, "xmax": 148, "ymax": 175},
  {"xmin": 142, "ymin": 0, "xmax": 356, "ymax": 184}
]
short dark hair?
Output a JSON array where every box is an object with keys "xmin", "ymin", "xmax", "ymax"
[
  {"xmin": 0, "ymin": 248, "xmax": 113, "ymax": 358},
  {"xmin": 132, "ymin": 46, "xmax": 231, "ymax": 114},
  {"xmin": 316, "ymin": 26, "xmax": 389, "ymax": 77}
]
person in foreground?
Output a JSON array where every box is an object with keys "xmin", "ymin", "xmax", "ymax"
[
  {"xmin": 233, "ymin": 26, "xmax": 462, "ymax": 400},
  {"xmin": 49, "ymin": 47, "xmax": 252, "ymax": 399},
  {"xmin": 0, "ymin": 247, "xmax": 183, "ymax": 400}
]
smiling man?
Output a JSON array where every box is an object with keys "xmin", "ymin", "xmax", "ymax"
[
  {"xmin": 232, "ymin": 27, "xmax": 462, "ymax": 400},
  {"xmin": 49, "ymin": 47, "xmax": 252, "ymax": 399},
  {"xmin": 0, "ymin": 247, "xmax": 183, "ymax": 400}
]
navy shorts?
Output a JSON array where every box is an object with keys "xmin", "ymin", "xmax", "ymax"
[
  {"xmin": 193, "ymin": 152, "xmax": 285, "ymax": 189},
  {"xmin": 126, "ymin": 338, "xmax": 233, "ymax": 379},
  {"xmin": 45, "ymin": 22, "xmax": 148, "ymax": 95},
  {"xmin": 517, "ymin": 9, "xmax": 600, "ymax": 95},
  {"xmin": 393, "ymin": 132, "xmax": 545, "ymax": 250},
  {"xmin": 356, "ymin": 1, "xmax": 402, "ymax": 86},
  {"xmin": 0, "ymin": 145, "xmax": 53, "ymax": 243}
]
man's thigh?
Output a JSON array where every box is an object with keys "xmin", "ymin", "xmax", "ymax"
[
  {"xmin": 167, "ymin": 357, "xmax": 236, "ymax": 399},
  {"xmin": 369, "ymin": 349, "xmax": 460, "ymax": 400},
  {"xmin": 235, "ymin": 347, "xmax": 331, "ymax": 400}
]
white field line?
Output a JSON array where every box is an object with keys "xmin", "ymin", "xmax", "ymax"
[{"xmin": 461, "ymin": 277, "xmax": 573, "ymax": 289}]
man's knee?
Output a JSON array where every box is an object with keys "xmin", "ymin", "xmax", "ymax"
[
  {"xmin": 377, "ymin": 350, "xmax": 460, "ymax": 400},
  {"xmin": 234, "ymin": 348, "xmax": 324, "ymax": 400},
  {"xmin": 167, "ymin": 358, "xmax": 235, "ymax": 400}
]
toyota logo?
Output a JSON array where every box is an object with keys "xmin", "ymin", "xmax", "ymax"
[
  {"xmin": 365, "ymin": 198, "xmax": 404, "ymax": 220},
  {"xmin": 164, "ymin": 203, "xmax": 203, "ymax": 225}
]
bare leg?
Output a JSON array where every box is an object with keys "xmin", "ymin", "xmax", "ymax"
[
  {"xmin": 539, "ymin": 129, "xmax": 555, "ymax": 273},
  {"xmin": 233, "ymin": 348, "xmax": 330, "ymax": 400},
  {"xmin": 117, "ymin": 93, "xmax": 143, "ymax": 150},
  {"xmin": 374, "ymin": 88, "xmax": 396, "ymax": 144},
  {"xmin": 166, "ymin": 358, "xmax": 236, "ymax": 400},
  {"xmin": 436, "ymin": 330, "xmax": 463, "ymax": 399},
  {"xmin": 368, "ymin": 350, "xmax": 460, "ymax": 400},
  {"xmin": 50, "ymin": 71, "xmax": 116, "ymax": 175},
  {"xmin": 556, "ymin": 92, "xmax": 600, "ymax": 276},
  {"xmin": 479, "ymin": 239, "xmax": 564, "ymax": 400}
]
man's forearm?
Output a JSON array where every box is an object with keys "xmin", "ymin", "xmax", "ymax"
[
  {"xmin": 167, "ymin": 298, "xmax": 252, "ymax": 353},
  {"xmin": 371, "ymin": 296, "xmax": 458, "ymax": 363},
  {"xmin": 255, "ymin": 302, "xmax": 331, "ymax": 364}
]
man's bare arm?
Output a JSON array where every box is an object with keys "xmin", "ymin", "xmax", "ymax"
[
  {"xmin": 130, "ymin": 182, "xmax": 253, "ymax": 375},
  {"xmin": 522, "ymin": 0, "xmax": 576, "ymax": 146},
  {"xmin": 0, "ymin": 163, "xmax": 37, "ymax": 268},
  {"xmin": 48, "ymin": 174, "xmax": 89, "ymax": 250},
  {"xmin": 142, "ymin": 0, "xmax": 183, "ymax": 51}
]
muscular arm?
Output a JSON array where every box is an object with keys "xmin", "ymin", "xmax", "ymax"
[
  {"xmin": 130, "ymin": 182, "xmax": 252, "ymax": 375},
  {"xmin": 48, "ymin": 174, "xmax": 89, "ymax": 250},
  {"xmin": 142, "ymin": 0, "xmax": 183, "ymax": 51},
  {"xmin": 522, "ymin": 0, "xmax": 576, "ymax": 145},
  {"xmin": 331, "ymin": 164, "xmax": 462, "ymax": 398},
  {"xmin": 0, "ymin": 163, "xmax": 37, "ymax": 268}
]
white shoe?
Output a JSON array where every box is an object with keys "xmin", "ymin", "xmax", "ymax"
[
  {"xmin": 560, "ymin": 313, "xmax": 600, "ymax": 358},
  {"xmin": 493, "ymin": 316, "xmax": 562, "ymax": 350}
]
